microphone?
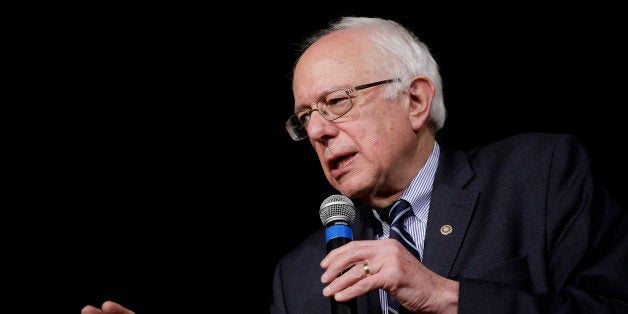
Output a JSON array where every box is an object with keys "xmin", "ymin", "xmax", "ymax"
[{"xmin": 319, "ymin": 194, "xmax": 357, "ymax": 314}]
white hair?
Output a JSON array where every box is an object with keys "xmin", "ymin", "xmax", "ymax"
[{"xmin": 296, "ymin": 16, "xmax": 446, "ymax": 131}]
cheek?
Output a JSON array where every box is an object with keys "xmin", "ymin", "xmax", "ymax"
[
  {"xmin": 366, "ymin": 117, "xmax": 398, "ymax": 145},
  {"xmin": 369, "ymin": 119, "xmax": 410, "ymax": 161},
  {"xmin": 358, "ymin": 125, "xmax": 391, "ymax": 161},
  {"xmin": 313, "ymin": 145, "xmax": 326, "ymax": 163}
]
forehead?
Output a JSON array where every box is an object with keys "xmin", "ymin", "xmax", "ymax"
[{"xmin": 293, "ymin": 30, "xmax": 376, "ymax": 102}]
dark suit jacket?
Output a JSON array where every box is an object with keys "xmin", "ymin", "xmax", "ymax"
[{"xmin": 271, "ymin": 133, "xmax": 628, "ymax": 313}]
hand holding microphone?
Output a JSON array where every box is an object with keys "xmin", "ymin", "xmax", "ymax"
[
  {"xmin": 320, "ymin": 195, "xmax": 458, "ymax": 314},
  {"xmin": 319, "ymin": 194, "xmax": 358, "ymax": 314}
]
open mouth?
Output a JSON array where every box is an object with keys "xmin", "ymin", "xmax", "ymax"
[{"xmin": 329, "ymin": 153, "xmax": 356, "ymax": 170}]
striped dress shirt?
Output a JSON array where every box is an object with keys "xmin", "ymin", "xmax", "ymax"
[{"xmin": 372, "ymin": 142, "xmax": 439, "ymax": 313}]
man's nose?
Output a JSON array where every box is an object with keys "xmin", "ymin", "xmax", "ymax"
[{"xmin": 306, "ymin": 110, "xmax": 337, "ymax": 141}]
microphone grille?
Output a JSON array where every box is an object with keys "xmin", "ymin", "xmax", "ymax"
[{"xmin": 319, "ymin": 194, "xmax": 356, "ymax": 226}]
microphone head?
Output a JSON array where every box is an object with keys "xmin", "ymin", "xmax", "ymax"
[{"xmin": 319, "ymin": 194, "xmax": 356, "ymax": 226}]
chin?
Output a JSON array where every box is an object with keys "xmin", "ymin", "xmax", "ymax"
[{"xmin": 335, "ymin": 182, "xmax": 365, "ymax": 200}]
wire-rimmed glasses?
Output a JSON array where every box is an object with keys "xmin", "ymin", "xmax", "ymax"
[{"xmin": 285, "ymin": 78, "xmax": 400, "ymax": 141}]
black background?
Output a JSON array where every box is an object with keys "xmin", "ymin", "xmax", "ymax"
[{"xmin": 16, "ymin": 4, "xmax": 626, "ymax": 313}]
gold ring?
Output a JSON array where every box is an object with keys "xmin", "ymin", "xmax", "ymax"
[{"xmin": 363, "ymin": 262, "xmax": 370, "ymax": 276}]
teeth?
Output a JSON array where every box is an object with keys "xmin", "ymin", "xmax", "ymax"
[{"xmin": 335, "ymin": 156, "xmax": 349, "ymax": 169}]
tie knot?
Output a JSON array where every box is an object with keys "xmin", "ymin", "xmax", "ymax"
[{"xmin": 381, "ymin": 199, "xmax": 413, "ymax": 225}]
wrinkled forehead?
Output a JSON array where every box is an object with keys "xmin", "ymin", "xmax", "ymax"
[{"xmin": 293, "ymin": 30, "xmax": 376, "ymax": 104}]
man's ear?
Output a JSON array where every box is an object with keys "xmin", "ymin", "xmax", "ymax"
[{"xmin": 407, "ymin": 76, "xmax": 435, "ymax": 131}]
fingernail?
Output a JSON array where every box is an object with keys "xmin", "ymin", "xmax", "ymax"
[
  {"xmin": 321, "ymin": 273, "xmax": 328, "ymax": 283},
  {"xmin": 323, "ymin": 286, "xmax": 330, "ymax": 295}
]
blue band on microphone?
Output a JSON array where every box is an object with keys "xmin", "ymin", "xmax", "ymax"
[{"xmin": 325, "ymin": 224, "xmax": 353, "ymax": 243}]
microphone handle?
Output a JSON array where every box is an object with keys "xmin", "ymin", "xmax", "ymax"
[
  {"xmin": 328, "ymin": 239, "xmax": 357, "ymax": 314},
  {"xmin": 325, "ymin": 227, "xmax": 357, "ymax": 313},
  {"xmin": 325, "ymin": 237, "xmax": 352, "ymax": 253}
]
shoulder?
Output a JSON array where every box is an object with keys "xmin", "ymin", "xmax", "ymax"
[
  {"xmin": 436, "ymin": 132, "xmax": 594, "ymax": 189},
  {"xmin": 473, "ymin": 132, "xmax": 584, "ymax": 154},
  {"xmin": 271, "ymin": 228, "xmax": 330, "ymax": 312},
  {"xmin": 275, "ymin": 228, "xmax": 326, "ymax": 270},
  {"xmin": 464, "ymin": 132, "xmax": 590, "ymax": 165}
]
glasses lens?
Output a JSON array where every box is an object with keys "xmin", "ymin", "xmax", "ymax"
[
  {"xmin": 286, "ymin": 114, "xmax": 307, "ymax": 141},
  {"xmin": 321, "ymin": 90, "xmax": 353, "ymax": 120}
]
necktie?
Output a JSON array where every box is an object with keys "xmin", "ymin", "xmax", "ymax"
[
  {"xmin": 381, "ymin": 199, "xmax": 421, "ymax": 260},
  {"xmin": 381, "ymin": 199, "xmax": 420, "ymax": 313}
]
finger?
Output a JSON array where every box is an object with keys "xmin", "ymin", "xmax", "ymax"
[
  {"xmin": 322, "ymin": 262, "xmax": 362, "ymax": 296},
  {"xmin": 81, "ymin": 305, "xmax": 103, "ymax": 314},
  {"xmin": 101, "ymin": 301, "xmax": 135, "ymax": 314},
  {"xmin": 321, "ymin": 241, "xmax": 378, "ymax": 282},
  {"xmin": 320, "ymin": 242, "xmax": 352, "ymax": 267},
  {"xmin": 321, "ymin": 240, "xmax": 374, "ymax": 266},
  {"xmin": 325, "ymin": 264, "xmax": 379, "ymax": 302}
]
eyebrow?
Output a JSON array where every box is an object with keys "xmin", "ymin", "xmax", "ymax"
[{"xmin": 294, "ymin": 102, "xmax": 312, "ymax": 113}]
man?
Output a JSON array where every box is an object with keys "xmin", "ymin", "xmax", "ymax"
[
  {"xmin": 270, "ymin": 16, "xmax": 628, "ymax": 313},
  {"xmin": 81, "ymin": 16, "xmax": 627, "ymax": 314}
]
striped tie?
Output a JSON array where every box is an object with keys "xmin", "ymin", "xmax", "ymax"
[{"xmin": 381, "ymin": 199, "xmax": 419, "ymax": 313}]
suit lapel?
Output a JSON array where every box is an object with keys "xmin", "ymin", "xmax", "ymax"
[
  {"xmin": 421, "ymin": 147, "xmax": 478, "ymax": 278},
  {"xmin": 351, "ymin": 144, "xmax": 477, "ymax": 310}
]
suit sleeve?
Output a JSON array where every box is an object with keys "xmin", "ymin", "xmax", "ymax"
[
  {"xmin": 270, "ymin": 261, "xmax": 288, "ymax": 314},
  {"xmin": 459, "ymin": 135, "xmax": 628, "ymax": 313}
]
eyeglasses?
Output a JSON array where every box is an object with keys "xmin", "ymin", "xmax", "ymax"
[{"xmin": 285, "ymin": 78, "xmax": 400, "ymax": 141}]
